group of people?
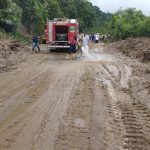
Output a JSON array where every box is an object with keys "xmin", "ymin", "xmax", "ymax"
[
  {"xmin": 32, "ymin": 32, "xmax": 102, "ymax": 59},
  {"xmin": 90, "ymin": 33, "xmax": 111, "ymax": 43}
]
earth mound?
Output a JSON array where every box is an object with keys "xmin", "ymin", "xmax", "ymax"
[
  {"xmin": 0, "ymin": 36, "xmax": 30, "ymax": 73},
  {"xmin": 112, "ymin": 38, "xmax": 150, "ymax": 62}
]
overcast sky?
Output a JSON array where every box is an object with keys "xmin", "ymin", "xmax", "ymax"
[{"xmin": 90, "ymin": 0, "xmax": 150, "ymax": 16}]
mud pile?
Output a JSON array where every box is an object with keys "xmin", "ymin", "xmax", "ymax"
[
  {"xmin": 112, "ymin": 38, "xmax": 150, "ymax": 62},
  {"xmin": 0, "ymin": 38, "xmax": 30, "ymax": 73},
  {"xmin": 129, "ymin": 62, "xmax": 150, "ymax": 105}
]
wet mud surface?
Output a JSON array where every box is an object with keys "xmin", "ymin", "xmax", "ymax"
[{"xmin": 0, "ymin": 44, "xmax": 149, "ymax": 150}]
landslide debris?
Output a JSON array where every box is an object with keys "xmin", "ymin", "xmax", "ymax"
[
  {"xmin": 112, "ymin": 38, "xmax": 150, "ymax": 62},
  {"xmin": 0, "ymin": 37, "xmax": 30, "ymax": 73}
]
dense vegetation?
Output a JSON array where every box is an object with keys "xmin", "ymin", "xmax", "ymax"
[
  {"xmin": 0, "ymin": 0, "xmax": 22, "ymax": 32},
  {"xmin": 106, "ymin": 8, "xmax": 150, "ymax": 40},
  {"xmin": 0, "ymin": 1, "xmax": 150, "ymax": 41},
  {"xmin": 0, "ymin": 0, "xmax": 111, "ymax": 35}
]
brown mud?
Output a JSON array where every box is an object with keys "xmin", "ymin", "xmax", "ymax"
[
  {"xmin": 0, "ymin": 42, "xmax": 149, "ymax": 150},
  {"xmin": 110, "ymin": 37, "xmax": 150, "ymax": 62}
]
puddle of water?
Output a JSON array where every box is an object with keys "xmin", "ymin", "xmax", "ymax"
[
  {"xmin": 92, "ymin": 47, "xmax": 104, "ymax": 53},
  {"xmin": 82, "ymin": 47, "xmax": 95, "ymax": 61},
  {"xmin": 92, "ymin": 53, "xmax": 116, "ymax": 62},
  {"xmin": 82, "ymin": 52, "xmax": 116, "ymax": 62},
  {"xmin": 81, "ymin": 48, "xmax": 117, "ymax": 62}
]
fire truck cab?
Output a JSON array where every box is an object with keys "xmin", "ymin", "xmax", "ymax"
[{"xmin": 45, "ymin": 18, "xmax": 79, "ymax": 50}]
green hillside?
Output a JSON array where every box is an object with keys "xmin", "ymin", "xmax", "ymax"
[{"xmin": 0, "ymin": 0, "xmax": 111, "ymax": 35}]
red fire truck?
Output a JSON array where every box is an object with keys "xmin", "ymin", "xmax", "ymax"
[{"xmin": 45, "ymin": 18, "xmax": 79, "ymax": 50}]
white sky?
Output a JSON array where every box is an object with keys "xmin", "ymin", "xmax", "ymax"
[{"xmin": 90, "ymin": 0, "xmax": 150, "ymax": 16}]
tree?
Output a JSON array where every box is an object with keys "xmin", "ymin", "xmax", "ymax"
[
  {"xmin": 0, "ymin": 0, "xmax": 112, "ymax": 35},
  {"xmin": 107, "ymin": 8, "xmax": 146, "ymax": 40},
  {"xmin": 0, "ymin": 0, "xmax": 22, "ymax": 32}
]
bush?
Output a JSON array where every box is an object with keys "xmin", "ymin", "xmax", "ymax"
[
  {"xmin": 0, "ymin": 20, "xmax": 16, "ymax": 32},
  {"xmin": 0, "ymin": 0, "xmax": 22, "ymax": 33},
  {"xmin": 106, "ymin": 8, "xmax": 150, "ymax": 40}
]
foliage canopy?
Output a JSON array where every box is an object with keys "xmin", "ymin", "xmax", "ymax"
[
  {"xmin": 0, "ymin": 0, "xmax": 111, "ymax": 35},
  {"xmin": 1, "ymin": 0, "xmax": 150, "ymax": 41},
  {"xmin": 106, "ymin": 8, "xmax": 150, "ymax": 40}
]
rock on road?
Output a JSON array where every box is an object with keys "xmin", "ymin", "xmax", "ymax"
[{"xmin": 0, "ymin": 44, "xmax": 149, "ymax": 150}]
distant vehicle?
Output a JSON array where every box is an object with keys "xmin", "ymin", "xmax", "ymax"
[{"xmin": 45, "ymin": 18, "xmax": 79, "ymax": 51}]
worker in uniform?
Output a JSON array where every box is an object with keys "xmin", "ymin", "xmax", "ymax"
[
  {"xmin": 66, "ymin": 34, "xmax": 77, "ymax": 59},
  {"xmin": 32, "ymin": 35, "xmax": 40, "ymax": 52}
]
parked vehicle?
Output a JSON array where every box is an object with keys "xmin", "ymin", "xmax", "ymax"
[{"xmin": 45, "ymin": 18, "xmax": 79, "ymax": 51}]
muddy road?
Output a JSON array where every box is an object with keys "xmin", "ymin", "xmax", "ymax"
[{"xmin": 0, "ymin": 44, "xmax": 149, "ymax": 150}]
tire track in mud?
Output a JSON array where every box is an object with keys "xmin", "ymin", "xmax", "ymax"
[
  {"xmin": 0, "ymin": 68, "xmax": 53, "ymax": 120},
  {"xmin": 0, "ymin": 55, "xmax": 54, "ymax": 124},
  {"xmin": 89, "ymin": 78, "xmax": 110, "ymax": 150},
  {"xmin": 54, "ymin": 67, "xmax": 95, "ymax": 150},
  {"xmin": 0, "ymin": 46, "xmax": 149, "ymax": 150},
  {"xmin": 0, "ymin": 59, "xmax": 50, "ymax": 103},
  {"xmin": 99, "ymin": 80, "xmax": 126, "ymax": 150},
  {"xmin": 119, "ymin": 103, "xmax": 150, "ymax": 150},
  {"xmin": 132, "ymin": 102, "xmax": 150, "ymax": 146},
  {"xmin": 30, "ymin": 70, "xmax": 82, "ymax": 150},
  {"xmin": 102, "ymin": 64, "xmax": 120, "ymax": 83},
  {"xmin": 0, "ymin": 69, "xmax": 53, "ymax": 150},
  {"xmin": 7, "ymin": 63, "xmax": 82, "ymax": 150},
  {"xmin": 96, "ymin": 63, "xmax": 150, "ymax": 150}
]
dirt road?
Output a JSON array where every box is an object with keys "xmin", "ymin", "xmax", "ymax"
[{"xmin": 0, "ymin": 44, "xmax": 149, "ymax": 150}]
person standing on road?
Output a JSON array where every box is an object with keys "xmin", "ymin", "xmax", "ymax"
[
  {"xmin": 78, "ymin": 33, "xmax": 83, "ymax": 42},
  {"xmin": 32, "ymin": 35, "xmax": 40, "ymax": 52},
  {"xmin": 82, "ymin": 33, "xmax": 89, "ymax": 55},
  {"xmin": 92, "ymin": 33, "xmax": 95, "ymax": 43},
  {"xmin": 77, "ymin": 33, "xmax": 83, "ymax": 51},
  {"xmin": 101, "ymin": 34, "xmax": 104, "ymax": 42},
  {"xmin": 95, "ymin": 33, "xmax": 100, "ymax": 43},
  {"xmin": 66, "ymin": 34, "xmax": 77, "ymax": 59}
]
